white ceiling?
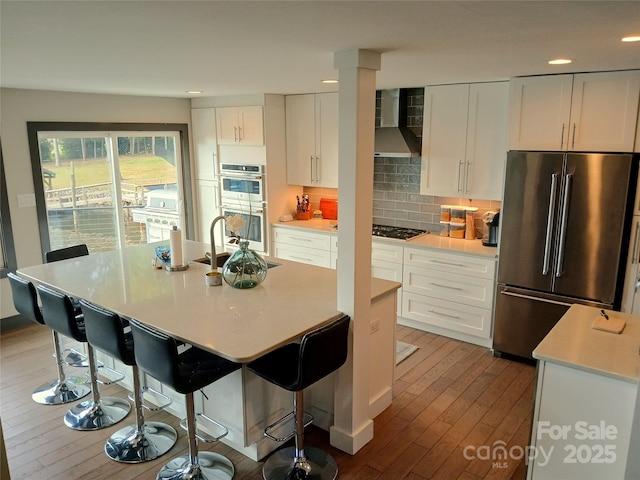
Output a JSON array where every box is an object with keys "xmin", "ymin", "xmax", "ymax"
[{"xmin": 1, "ymin": 1, "xmax": 639, "ymax": 99}]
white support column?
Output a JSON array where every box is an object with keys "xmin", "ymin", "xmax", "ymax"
[{"xmin": 330, "ymin": 48, "xmax": 381, "ymax": 454}]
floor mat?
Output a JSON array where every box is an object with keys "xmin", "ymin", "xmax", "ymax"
[{"xmin": 396, "ymin": 341, "xmax": 419, "ymax": 365}]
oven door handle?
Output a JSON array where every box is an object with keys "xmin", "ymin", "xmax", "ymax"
[
  {"xmin": 221, "ymin": 204, "xmax": 264, "ymax": 214},
  {"xmin": 220, "ymin": 173, "xmax": 263, "ymax": 180}
]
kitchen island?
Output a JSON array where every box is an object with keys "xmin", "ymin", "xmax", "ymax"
[
  {"xmin": 17, "ymin": 240, "xmax": 400, "ymax": 461},
  {"xmin": 528, "ymin": 304, "xmax": 640, "ymax": 479}
]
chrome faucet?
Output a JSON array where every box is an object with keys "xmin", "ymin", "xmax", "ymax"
[{"xmin": 209, "ymin": 215, "xmax": 226, "ymax": 271}]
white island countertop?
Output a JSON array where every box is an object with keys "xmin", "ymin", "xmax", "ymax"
[
  {"xmin": 17, "ymin": 240, "xmax": 400, "ymax": 363},
  {"xmin": 273, "ymin": 219, "xmax": 498, "ymax": 258},
  {"xmin": 533, "ymin": 304, "xmax": 640, "ymax": 383}
]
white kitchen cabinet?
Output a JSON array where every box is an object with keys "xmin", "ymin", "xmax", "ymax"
[
  {"xmin": 191, "ymin": 107, "xmax": 218, "ymax": 180},
  {"xmin": 271, "ymin": 226, "xmax": 331, "ymax": 268},
  {"xmin": 508, "ymin": 70, "xmax": 640, "ymax": 152},
  {"xmin": 285, "ymin": 92, "xmax": 339, "ymax": 188},
  {"xmin": 401, "ymin": 247, "xmax": 496, "ymax": 344},
  {"xmin": 371, "ymin": 241, "xmax": 403, "ymax": 315},
  {"xmin": 528, "ymin": 361, "xmax": 636, "ymax": 479},
  {"xmin": 420, "ymin": 82, "xmax": 508, "ymax": 200},
  {"xmin": 216, "ymin": 106, "xmax": 264, "ymax": 145}
]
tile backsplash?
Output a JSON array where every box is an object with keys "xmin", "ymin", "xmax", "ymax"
[{"xmin": 302, "ymin": 156, "xmax": 501, "ymax": 238}]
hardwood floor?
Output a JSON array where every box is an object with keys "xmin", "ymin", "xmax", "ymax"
[{"xmin": 1, "ymin": 322, "xmax": 536, "ymax": 480}]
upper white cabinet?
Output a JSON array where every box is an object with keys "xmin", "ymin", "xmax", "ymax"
[
  {"xmin": 285, "ymin": 92, "xmax": 339, "ymax": 188},
  {"xmin": 216, "ymin": 106, "xmax": 264, "ymax": 145},
  {"xmin": 191, "ymin": 108, "xmax": 218, "ymax": 180},
  {"xmin": 420, "ymin": 82, "xmax": 508, "ymax": 200},
  {"xmin": 508, "ymin": 70, "xmax": 640, "ymax": 152}
]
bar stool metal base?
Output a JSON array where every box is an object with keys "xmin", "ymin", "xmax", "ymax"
[
  {"xmin": 262, "ymin": 447, "xmax": 337, "ymax": 480},
  {"xmin": 31, "ymin": 376, "xmax": 90, "ymax": 405},
  {"xmin": 105, "ymin": 422, "xmax": 178, "ymax": 463},
  {"xmin": 157, "ymin": 451, "xmax": 234, "ymax": 480},
  {"xmin": 64, "ymin": 397, "xmax": 130, "ymax": 430}
]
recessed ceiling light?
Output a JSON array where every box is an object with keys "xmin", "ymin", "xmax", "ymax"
[
  {"xmin": 622, "ymin": 36, "xmax": 640, "ymax": 42},
  {"xmin": 548, "ymin": 59, "xmax": 572, "ymax": 65},
  {"xmin": 187, "ymin": 90, "xmax": 203, "ymax": 94},
  {"xmin": 322, "ymin": 79, "xmax": 338, "ymax": 84}
]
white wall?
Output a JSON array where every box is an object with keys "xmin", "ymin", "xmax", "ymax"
[{"xmin": 0, "ymin": 88, "xmax": 192, "ymax": 319}]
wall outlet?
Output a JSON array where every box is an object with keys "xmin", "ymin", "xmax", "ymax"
[{"xmin": 370, "ymin": 319, "xmax": 380, "ymax": 334}]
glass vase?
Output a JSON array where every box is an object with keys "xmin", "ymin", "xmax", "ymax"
[{"xmin": 221, "ymin": 240, "xmax": 267, "ymax": 289}]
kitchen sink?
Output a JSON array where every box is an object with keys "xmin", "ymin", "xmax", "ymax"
[{"xmin": 191, "ymin": 253, "xmax": 280, "ymax": 269}]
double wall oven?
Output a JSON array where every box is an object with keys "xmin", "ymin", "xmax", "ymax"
[{"xmin": 219, "ymin": 163, "xmax": 267, "ymax": 252}]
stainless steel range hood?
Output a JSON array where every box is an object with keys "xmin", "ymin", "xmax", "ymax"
[{"xmin": 375, "ymin": 89, "xmax": 421, "ymax": 158}]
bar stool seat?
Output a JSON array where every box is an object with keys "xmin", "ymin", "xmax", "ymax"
[
  {"xmin": 45, "ymin": 244, "xmax": 91, "ymax": 367},
  {"xmin": 130, "ymin": 319, "xmax": 241, "ymax": 480},
  {"xmin": 37, "ymin": 285, "xmax": 130, "ymax": 430},
  {"xmin": 80, "ymin": 300, "xmax": 177, "ymax": 463},
  {"xmin": 7, "ymin": 272, "xmax": 90, "ymax": 405},
  {"xmin": 247, "ymin": 315, "xmax": 350, "ymax": 480}
]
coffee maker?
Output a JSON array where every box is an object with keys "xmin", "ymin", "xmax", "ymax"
[{"xmin": 482, "ymin": 210, "xmax": 500, "ymax": 247}]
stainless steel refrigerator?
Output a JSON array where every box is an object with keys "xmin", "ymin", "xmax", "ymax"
[{"xmin": 493, "ymin": 151, "xmax": 638, "ymax": 360}]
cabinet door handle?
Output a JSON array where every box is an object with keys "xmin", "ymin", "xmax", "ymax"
[
  {"xmin": 310, "ymin": 156, "xmax": 314, "ymax": 182},
  {"xmin": 431, "ymin": 259, "xmax": 466, "ymax": 268},
  {"xmin": 290, "ymin": 236, "xmax": 313, "ymax": 242},
  {"xmin": 428, "ymin": 282, "xmax": 463, "ymax": 291},
  {"xmin": 571, "ymin": 123, "xmax": 576, "ymax": 150},
  {"xmin": 428, "ymin": 309, "xmax": 461, "ymax": 320},
  {"xmin": 560, "ymin": 123, "xmax": 565, "ymax": 150},
  {"xmin": 465, "ymin": 162, "xmax": 471, "ymax": 194},
  {"xmin": 237, "ymin": 126, "xmax": 243, "ymax": 142},
  {"xmin": 457, "ymin": 161, "xmax": 463, "ymax": 192},
  {"xmin": 315, "ymin": 156, "xmax": 320, "ymax": 183}
]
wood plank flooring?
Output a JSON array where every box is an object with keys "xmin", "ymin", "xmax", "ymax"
[{"xmin": 1, "ymin": 323, "xmax": 536, "ymax": 480}]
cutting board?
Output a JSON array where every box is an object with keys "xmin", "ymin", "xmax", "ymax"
[{"xmin": 591, "ymin": 314, "xmax": 626, "ymax": 334}]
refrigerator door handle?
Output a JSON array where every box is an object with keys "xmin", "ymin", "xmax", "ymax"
[
  {"xmin": 555, "ymin": 173, "xmax": 573, "ymax": 278},
  {"xmin": 542, "ymin": 173, "xmax": 559, "ymax": 275},
  {"xmin": 500, "ymin": 289, "xmax": 573, "ymax": 307},
  {"xmin": 633, "ymin": 220, "xmax": 640, "ymax": 264}
]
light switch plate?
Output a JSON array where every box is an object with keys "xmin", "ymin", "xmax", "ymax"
[{"xmin": 17, "ymin": 193, "xmax": 36, "ymax": 207}]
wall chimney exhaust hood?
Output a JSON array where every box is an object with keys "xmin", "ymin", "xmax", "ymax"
[{"xmin": 375, "ymin": 89, "xmax": 421, "ymax": 158}]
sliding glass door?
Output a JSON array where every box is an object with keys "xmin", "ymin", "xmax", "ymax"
[{"xmin": 28, "ymin": 123, "xmax": 191, "ymax": 255}]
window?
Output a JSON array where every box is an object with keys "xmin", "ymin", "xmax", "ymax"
[{"xmin": 27, "ymin": 122, "xmax": 193, "ymax": 257}]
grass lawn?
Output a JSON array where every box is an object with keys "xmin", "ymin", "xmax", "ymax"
[{"xmin": 43, "ymin": 155, "xmax": 177, "ymax": 190}]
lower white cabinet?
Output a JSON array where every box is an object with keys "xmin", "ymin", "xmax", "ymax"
[
  {"xmin": 271, "ymin": 226, "xmax": 332, "ymax": 267},
  {"xmin": 401, "ymin": 247, "xmax": 496, "ymax": 345},
  {"xmin": 528, "ymin": 361, "xmax": 636, "ymax": 479}
]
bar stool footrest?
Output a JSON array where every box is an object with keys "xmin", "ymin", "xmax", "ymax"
[
  {"xmin": 128, "ymin": 386, "xmax": 172, "ymax": 412},
  {"xmin": 97, "ymin": 365, "xmax": 125, "ymax": 385},
  {"xmin": 180, "ymin": 413, "xmax": 229, "ymax": 443},
  {"xmin": 264, "ymin": 411, "xmax": 313, "ymax": 442},
  {"xmin": 61, "ymin": 347, "xmax": 88, "ymax": 367}
]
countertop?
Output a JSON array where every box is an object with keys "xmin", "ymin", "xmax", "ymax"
[
  {"xmin": 273, "ymin": 219, "xmax": 499, "ymax": 258},
  {"xmin": 533, "ymin": 304, "xmax": 640, "ymax": 384},
  {"xmin": 17, "ymin": 240, "xmax": 400, "ymax": 363}
]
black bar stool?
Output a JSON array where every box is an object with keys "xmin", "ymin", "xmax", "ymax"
[
  {"xmin": 247, "ymin": 315, "xmax": 350, "ymax": 480},
  {"xmin": 37, "ymin": 284, "xmax": 131, "ymax": 430},
  {"xmin": 45, "ymin": 244, "xmax": 90, "ymax": 367},
  {"xmin": 7, "ymin": 272, "xmax": 90, "ymax": 405},
  {"xmin": 130, "ymin": 319, "xmax": 241, "ymax": 480},
  {"xmin": 80, "ymin": 300, "xmax": 178, "ymax": 463}
]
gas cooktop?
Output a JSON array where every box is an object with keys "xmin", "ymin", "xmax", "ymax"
[{"xmin": 372, "ymin": 224, "xmax": 427, "ymax": 240}]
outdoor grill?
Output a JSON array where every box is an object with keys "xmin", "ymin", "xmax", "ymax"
[{"xmin": 132, "ymin": 189, "xmax": 181, "ymax": 243}]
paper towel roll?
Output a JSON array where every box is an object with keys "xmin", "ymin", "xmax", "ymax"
[{"xmin": 170, "ymin": 226, "xmax": 183, "ymax": 267}]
